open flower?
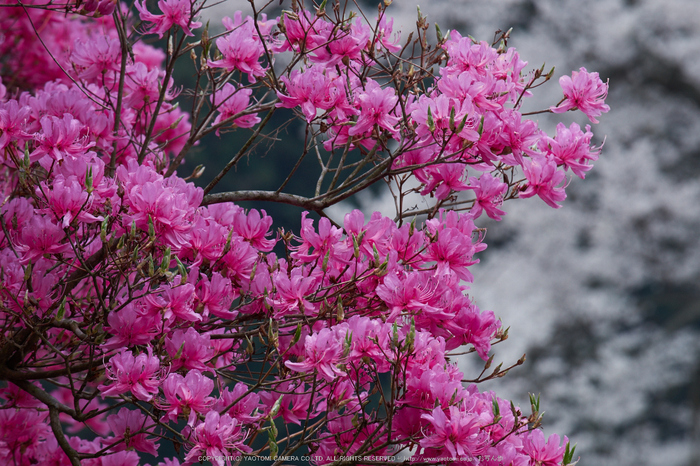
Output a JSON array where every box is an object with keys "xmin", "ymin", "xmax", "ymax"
[
  {"xmin": 99, "ymin": 347, "xmax": 162, "ymax": 402},
  {"xmin": 550, "ymin": 67, "xmax": 610, "ymax": 123},
  {"xmin": 135, "ymin": 0, "xmax": 202, "ymax": 38}
]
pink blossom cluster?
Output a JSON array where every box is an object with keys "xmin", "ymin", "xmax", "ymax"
[
  {"xmin": 0, "ymin": 0, "xmax": 606, "ymax": 465},
  {"xmin": 274, "ymin": 24, "xmax": 607, "ymax": 211}
]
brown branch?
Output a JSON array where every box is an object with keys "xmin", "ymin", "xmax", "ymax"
[
  {"xmin": 202, "ymin": 190, "xmax": 325, "ymax": 212},
  {"xmin": 14, "ymin": 380, "xmax": 77, "ymax": 416},
  {"xmin": 49, "ymin": 406, "xmax": 81, "ymax": 466},
  {"xmin": 0, "ymin": 359, "xmax": 102, "ymax": 381}
]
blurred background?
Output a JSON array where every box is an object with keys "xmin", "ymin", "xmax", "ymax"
[{"xmin": 188, "ymin": 1, "xmax": 700, "ymax": 464}]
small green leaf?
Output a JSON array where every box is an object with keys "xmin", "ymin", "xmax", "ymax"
[
  {"xmin": 85, "ymin": 166, "xmax": 94, "ymax": 194},
  {"xmin": 147, "ymin": 215, "xmax": 155, "ymax": 239},
  {"xmin": 343, "ymin": 330, "xmax": 352, "ymax": 357},
  {"xmin": 175, "ymin": 256, "xmax": 188, "ymax": 281},
  {"xmin": 391, "ymin": 321, "xmax": 399, "ymax": 349},
  {"xmin": 56, "ymin": 297, "xmax": 67, "ymax": 320},
  {"xmin": 563, "ymin": 441, "xmax": 577, "ymax": 465},
  {"xmin": 435, "ymin": 23, "xmax": 443, "ymax": 42},
  {"xmin": 322, "ymin": 249, "xmax": 331, "ymax": 272},
  {"xmin": 405, "ymin": 316, "xmax": 415, "ymax": 352},
  {"xmin": 160, "ymin": 247, "xmax": 171, "ymax": 272},
  {"xmin": 100, "ymin": 216, "xmax": 110, "ymax": 243},
  {"xmin": 269, "ymin": 395, "xmax": 283, "ymax": 417},
  {"xmin": 23, "ymin": 261, "xmax": 33, "ymax": 283},
  {"xmin": 23, "ymin": 142, "xmax": 30, "ymax": 168},
  {"xmin": 291, "ymin": 322, "xmax": 302, "ymax": 346},
  {"xmin": 426, "ymin": 106, "xmax": 435, "ymax": 132}
]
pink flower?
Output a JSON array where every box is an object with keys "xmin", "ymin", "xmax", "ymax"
[
  {"xmin": 444, "ymin": 36, "xmax": 498, "ymax": 76},
  {"xmin": 71, "ymin": 35, "xmax": 121, "ymax": 81},
  {"xmin": 105, "ymin": 408, "xmax": 158, "ymax": 456},
  {"xmin": 0, "ymin": 409, "xmax": 50, "ymax": 463},
  {"xmin": 267, "ymin": 268, "xmax": 320, "ymax": 317},
  {"xmin": 376, "ymin": 271, "xmax": 446, "ymax": 322},
  {"xmin": 123, "ymin": 62, "xmax": 171, "ymax": 109},
  {"xmin": 183, "ymin": 411, "xmax": 251, "ymax": 466},
  {"xmin": 99, "ymin": 347, "xmax": 162, "ymax": 402},
  {"xmin": 13, "ymin": 215, "xmax": 72, "ymax": 265},
  {"xmin": 447, "ymin": 301, "xmax": 500, "ymax": 359},
  {"xmin": 37, "ymin": 175, "xmax": 103, "ymax": 228},
  {"xmin": 276, "ymin": 67, "xmax": 350, "ymax": 123},
  {"xmin": 342, "ymin": 209, "xmax": 394, "ymax": 261},
  {"xmin": 232, "ymin": 208, "xmax": 276, "ymax": 251},
  {"xmin": 259, "ymin": 380, "xmax": 315, "ymax": 425},
  {"xmin": 420, "ymin": 406, "xmax": 488, "ymax": 459},
  {"xmin": 438, "ymin": 70, "xmax": 500, "ymax": 112},
  {"xmin": 374, "ymin": 16, "xmax": 401, "ymax": 53},
  {"xmin": 539, "ymin": 122, "xmax": 602, "ymax": 179},
  {"xmin": 291, "ymin": 212, "xmax": 345, "ymax": 263},
  {"xmin": 220, "ymin": 237, "xmax": 258, "ymax": 283},
  {"xmin": 345, "ymin": 316, "xmax": 392, "ymax": 371},
  {"xmin": 135, "ymin": 0, "xmax": 202, "ymax": 38},
  {"xmin": 100, "ymin": 451, "xmax": 141, "ymax": 466},
  {"xmin": 272, "ymin": 11, "xmax": 330, "ymax": 54},
  {"xmin": 0, "ymin": 383, "xmax": 44, "ymax": 409},
  {"xmin": 30, "ymin": 114, "xmax": 94, "ymax": 164},
  {"xmin": 467, "ymin": 172, "xmax": 508, "ymax": 220},
  {"xmin": 164, "ymin": 327, "xmax": 215, "ymax": 371},
  {"xmin": 160, "ymin": 370, "xmax": 214, "ymax": 426},
  {"xmin": 217, "ymin": 382, "xmax": 263, "ymax": 424},
  {"xmin": 520, "ymin": 155, "xmax": 568, "ymax": 208},
  {"xmin": 208, "ymin": 20, "xmax": 266, "ymax": 82},
  {"xmin": 0, "ymin": 100, "xmax": 33, "ymax": 152},
  {"xmin": 419, "ymin": 163, "xmax": 470, "ymax": 200},
  {"xmin": 551, "ymin": 67, "xmax": 610, "ymax": 123},
  {"xmin": 104, "ymin": 303, "xmax": 160, "ymax": 350},
  {"xmin": 522, "ymin": 429, "xmax": 568, "ymax": 466},
  {"xmin": 123, "ymin": 177, "xmax": 198, "ymax": 249},
  {"xmin": 311, "ymin": 21, "xmax": 370, "ymax": 67},
  {"xmin": 410, "ymin": 94, "xmax": 479, "ymax": 144},
  {"xmin": 181, "ymin": 217, "xmax": 227, "ymax": 266},
  {"xmin": 285, "ymin": 328, "xmax": 345, "ymax": 381},
  {"xmin": 194, "ymin": 271, "xmax": 238, "ymax": 320},
  {"xmin": 497, "ymin": 109, "xmax": 541, "ymax": 166},
  {"xmin": 79, "ymin": 0, "xmax": 117, "ymax": 16},
  {"xmin": 424, "ymin": 227, "xmax": 480, "ymax": 282},
  {"xmin": 210, "ymin": 83, "xmax": 260, "ymax": 133},
  {"xmin": 143, "ymin": 281, "xmax": 201, "ymax": 324},
  {"xmin": 348, "ymin": 80, "xmax": 399, "ymax": 138}
]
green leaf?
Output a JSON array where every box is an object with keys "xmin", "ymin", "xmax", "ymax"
[
  {"xmin": 563, "ymin": 441, "xmax": 577, "ymax": 465},
  {"xmin": 291, "ymin": 322, "xmax": 302, "ymax": 346},
  {"xmin": 175, "ymin": 256, "xmax": 188, "ymax": 281},
  {"xmin": 56, "ymin": 297, "xmax": 67, "ymax": 321},
  {"xmin": 426, "ymin": 106, "xmax": 435, "ymax": 132},
  {"xmin": 269, "ymin": 395, "xmax": 283, "ymax": 417},
  {"xmin": 100, "ymin": 216, "xmax": 110, "ymax": 243},
  {"xmin": 160, "ymin": 247, "xmax": 171, "ymax": 272}
]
